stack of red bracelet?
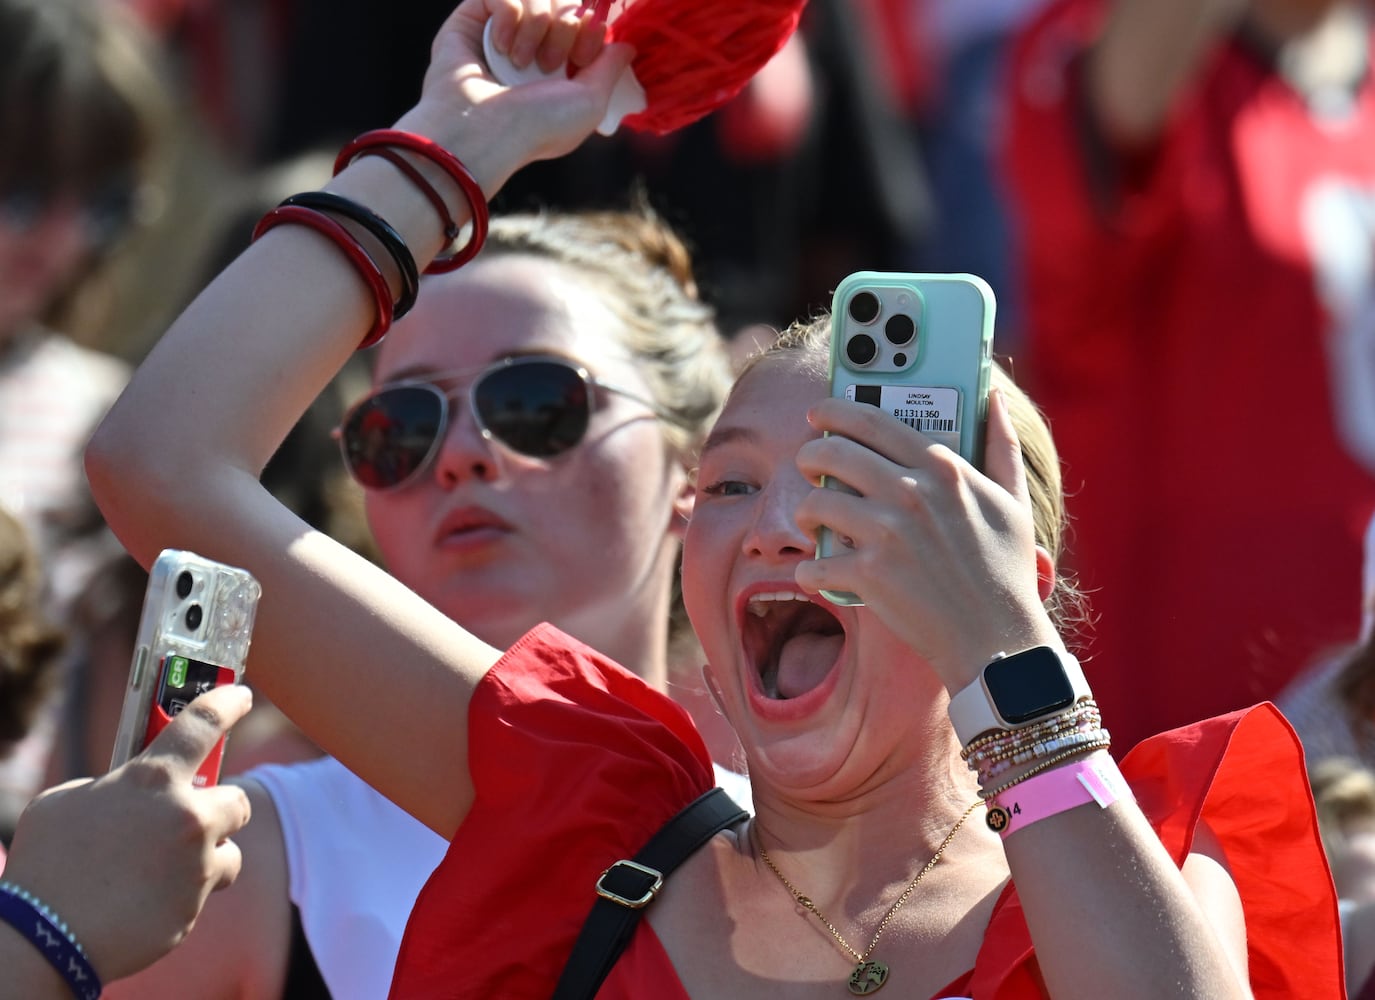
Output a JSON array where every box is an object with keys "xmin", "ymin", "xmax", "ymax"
[{"xmin": 251, "ymin": 130, "xmax": 490, "ymax": 350}]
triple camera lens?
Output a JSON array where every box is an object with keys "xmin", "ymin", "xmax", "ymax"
[{"xmin": 845, "ymin": 290, "xmax": 916, "ymax": 367}]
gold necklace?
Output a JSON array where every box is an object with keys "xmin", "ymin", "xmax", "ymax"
[{"xmin": 756, "ymin": 800, "xmax": 979, "ymax": 996}]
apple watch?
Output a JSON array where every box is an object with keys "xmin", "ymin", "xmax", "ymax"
[{"xmin": 947, "ymin": 646, "xmax": 1092, "ymax": 747}]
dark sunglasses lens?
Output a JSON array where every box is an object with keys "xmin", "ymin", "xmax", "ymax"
[
  {"xmin": 342, "ymin": 386, "xmax": 444, "ymax": 488},
  {"xmin": 475, "ymin": 362, "xmax": 590, "ymax": 458}
]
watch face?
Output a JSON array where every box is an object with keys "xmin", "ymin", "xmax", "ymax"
[{"xmin": 984, "ymin": 648, "xmax": 1075, "ymax": 725}]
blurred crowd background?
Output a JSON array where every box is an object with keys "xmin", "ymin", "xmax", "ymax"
[{"xmin": 6, "ymin": 5, "xmax": 1375, "ymax": 991}]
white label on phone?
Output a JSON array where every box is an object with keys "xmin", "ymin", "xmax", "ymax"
[{"xmin": 845, "ymin": 384, "xmax": 962, "ymax": 452}]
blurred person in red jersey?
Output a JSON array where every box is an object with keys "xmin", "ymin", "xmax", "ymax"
[{"xmin": 1000, "ymin": 0, "xmax": 1375, "ymax": 748}]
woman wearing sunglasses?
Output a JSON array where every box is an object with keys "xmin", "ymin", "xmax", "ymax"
[
  {"xmin": 86, "ymin": 0, "xmax": 1338, "ymax": 996},
  {"xmin": 102, "ymin": 205, "xmax": 736, "ymax": 999}
]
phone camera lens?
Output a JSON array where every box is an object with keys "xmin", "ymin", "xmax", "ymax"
[
  {"xmin": 185, "ymin": 603, "xmax": 203, "ymax": 631},
  {"xmin": 845, "ymin": 334, "xmax": 878, "ymax": 366},
  {"xmin": 176, "ymin": 571, "xmax": 193, "ymax": 599},
  {"xmin": 885, "ymin": 313, "xmax": 915, "ymax": 346},
  {"xmin": 848, "ymin": 292, "xmax": 880, "ymax": 324},
  {"xmin": 893, "ymin": 352, "xmax": 908, "ymax": 367}
]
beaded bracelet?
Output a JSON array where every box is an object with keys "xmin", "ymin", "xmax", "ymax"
[
  {"xmin": 280, "ymin": 192, "xmax": 419, "ymax": 321},
  {"xmin": 979, "ymin": 739, "xmax": 1113, "ymax": 805},
  {"xmin": 961, "ymin": 698, "xmax": 1101, "ymax": 759},
  {"xmin": 252, "ymin": 205, "xmax": 394, "ymax": 350},
  {"xmin": 963, "ymin": 709, "xmax": 1104, "ymax": 766},
  {"xmin": 975, "ymin": 727, "xmax": 1113, "ymax": 785},
  {"xmin": 334, "ymin": 129, "xmax": 489, "ymax": 273},
  {"xmin": 0, "ymin": 880, "xmax": 101, "ymax": 999}
]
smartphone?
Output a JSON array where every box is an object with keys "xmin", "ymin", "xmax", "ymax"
[
  {"xmin": 109, "ymin": 549, "xmax": 261, "ymax": 785},
  {"xmin": 817, "ymin": 272, "xmax": 996, "ymax": 606}
]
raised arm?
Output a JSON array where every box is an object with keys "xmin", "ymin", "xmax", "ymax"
[
  {"xmin": 1084, "ymin": 0, "xmax": 1243, "ymax": 147},
  {"xmin": 794, "ymin": 393, "xmax": 1266, "ymax": 997},
  {"xmin": 85, "ymin": 0, "xmax": 633, "ymax": 838}
]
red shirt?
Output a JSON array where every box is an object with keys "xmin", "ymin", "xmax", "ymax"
[
  {"xmin": 388, "ymin": 625, "xmax": 1340, "ymax": 998},
  {"xmin": 1002, "ymin": 0, "xmax": 1375, "ymax": 748}
]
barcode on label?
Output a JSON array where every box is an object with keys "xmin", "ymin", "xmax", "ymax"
[{"xmin": 897, "ymin": 417, "xmax": 954, "ymax": 432}]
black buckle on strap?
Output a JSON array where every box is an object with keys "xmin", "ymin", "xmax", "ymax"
[{"xmin": 594, "ymin": 860, "xmax": 663, "ymax": 909}]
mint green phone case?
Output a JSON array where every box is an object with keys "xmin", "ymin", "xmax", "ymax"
[{"xmin": 817, "ymin": 272, "xmax": 996, "ymax": 606}]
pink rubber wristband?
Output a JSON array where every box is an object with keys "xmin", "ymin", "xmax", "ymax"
[{"xmin": 984, "ymin": 750, "xmax": 1133, "ymax": 840}]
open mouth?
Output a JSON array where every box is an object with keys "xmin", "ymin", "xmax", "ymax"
[{"xmin": 742, "ymin": 592, "xmax": 846, "ymax": 700}]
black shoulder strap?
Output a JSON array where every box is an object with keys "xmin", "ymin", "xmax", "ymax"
[{"xmin": 551, "ymin": 786, "xmax": 749, "ymax": 1000}]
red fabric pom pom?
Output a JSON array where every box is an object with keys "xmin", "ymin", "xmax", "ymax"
[{"xmin": 582, "ymin": 0, "xmax": 807, "ymax": 135}]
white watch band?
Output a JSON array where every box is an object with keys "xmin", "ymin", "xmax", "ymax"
[{"xmin": 947, "ymin": 647, "xmax": 1092, "ymax": 747}]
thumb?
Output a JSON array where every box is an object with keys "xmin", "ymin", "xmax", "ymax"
[
  {"xmin": 572, "ymin": 40, "xmax": 636, "ymax": 99},
  {"xmin": 139, "ymin": 684, "xmax": 253, "ymax": 782},
  {"xmin": 983, "ymin": 387, "xmax": 1030, "ymax": 509}
]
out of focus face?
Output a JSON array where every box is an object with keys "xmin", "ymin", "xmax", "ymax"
[
  {"xmin": 0, "ymin": 183, "xmax": 128, "ymax": 340},
  {"xmin": 360, "ymin": 254, "xmax": 688, "ymax": 658}
]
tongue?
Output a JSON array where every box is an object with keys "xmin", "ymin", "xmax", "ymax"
[{"xmin": 774, "ymin": 633, "xmax": 843, "ymax": 699}]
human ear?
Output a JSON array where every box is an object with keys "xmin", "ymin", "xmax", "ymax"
[
  {"xmin": 669, "ymin": 465, "xmax": 694, "ymax": 540},
  {"xmin": 1035, "ymin": 545, "xmax": 1056, "ymax": 603}
]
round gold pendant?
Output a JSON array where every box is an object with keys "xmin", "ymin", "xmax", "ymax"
[{"xmin": 848, "ymin": 960, "xmax": 889, "ymax": 994}]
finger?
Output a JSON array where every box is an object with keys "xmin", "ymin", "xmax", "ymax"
[
  {"xmin": 197, "ymin": 783, "xmax": 253, "ymax": 843},
  {"xmin": 568, "ymin": 11, "xmax": 608, "ymax": 67},
  {"xmin": 141, "ymin": 685, "xmax": 252, "ymax": 781},
  {"xmin": 535, "ymin": 8, "xmax": 582, "ymax": 72},
  {"xmin": 793, "ymin": 478, "xmax": 889, "ymax": 551},
  {"xmin": 509, "ymin": 0, "xmax": 554, "ymax": 68},
  {"xmin": 209, "ymin": 838, "xmax": 244, "ymax": 893},
  {"xmin": 571, "ymin": 39, "xmax": 635, "ymax": 94},
  {"xmin": 481, "ymin": 0, "xmax": 523, "ymax": 55},
  {"xmin": 807, "ymin": 396, "xmax": 948, "ymax": 470},
  {"xmin": 794, "ymin": 545, "xmax": 864, "ymax": 600},
  {"xmin": 982, "ymin": 387, "xmax": 1030, "ymax": 509},
  {"xmin": 794, "ymin": 432, "xmax": 913, "ymax": 500}
]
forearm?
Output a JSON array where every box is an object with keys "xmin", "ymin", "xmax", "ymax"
[
  {"xmin": 85, "ymin": 103, "xmax": 517, "ymax": 838},
  {"xmin": 1006, "ymin": 804, "xmax": 1249, "ymax": 999},
  {"xmin": 1088, "ymin": 0, "xmax": 1243, "ymax": 146}
]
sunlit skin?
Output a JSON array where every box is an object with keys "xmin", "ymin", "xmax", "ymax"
[
  {"xmin": 364, "ymin": 252, "xmax": 692, "ymax": 680},
  {"xmin": 684, "ymin": 357, "xmax": 982, "ymax": 805},
  {"xmin": 81, "ymin": 2, "xmax": 1266, "ymax": 992}
]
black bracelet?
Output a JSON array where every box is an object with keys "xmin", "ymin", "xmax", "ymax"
[
  {"xmin": 0, "ymin": 880, "xmax": 101, "ymax": 999},
  {"xmin": 280, "ymin": 191, "xmax": 420, "ymax": 320}
]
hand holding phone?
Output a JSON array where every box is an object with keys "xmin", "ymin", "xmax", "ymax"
[
  {"xmin": 816, "ymin": 272, "xmax": 995, "ymax": 606},
  {"xmin": 108, "ymin": 550, "xmax": 261, "ymax": 786}
]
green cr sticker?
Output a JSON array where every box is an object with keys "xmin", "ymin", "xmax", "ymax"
[{"xmin": 167, "ymin": 655, "xmax": 189, "ymax": 688}]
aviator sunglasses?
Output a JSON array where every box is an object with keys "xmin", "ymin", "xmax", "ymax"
[{"xmin": 335, "ymin": 355, "xmax": 682, "ymax": 491}]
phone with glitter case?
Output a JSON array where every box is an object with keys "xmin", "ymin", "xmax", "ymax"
[
  {"xmin": 109, "ymin": 549, "xmax": 260, "ymax": 786},
  {"xmin": 816, "ymin": 272, "xmax": 995, "ymax": 606}
]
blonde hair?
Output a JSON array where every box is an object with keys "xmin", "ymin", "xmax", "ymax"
[
  {"xmin": 1311, "ymin": 756, "xmax": 1375, "ymax": 863},
  {"xmin": 480, "ymin": 206, "xmax": 733, "ymax": 458},
  {"xmin": 738, "ymin": 314, "xmax": 1085, "ymax": 633},
  {"xmin": 0, "ymin": 507, "xmax": 65, "ymax": 756}
]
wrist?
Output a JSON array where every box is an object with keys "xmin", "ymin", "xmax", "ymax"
[
  {"xmin": 983, "ymin": 749, "xmax": 1133, "ymax": 839},
  {"xmin": 0, "ymin": 880, "xmax": 101, "ymax": 999},
  {"xmin": 391, "ymin": 107, "xmax": 522, "ymax": 199},
  {"xmin": 947, "ymin": 645, "xmax": 1092, "ymax": 747}
]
